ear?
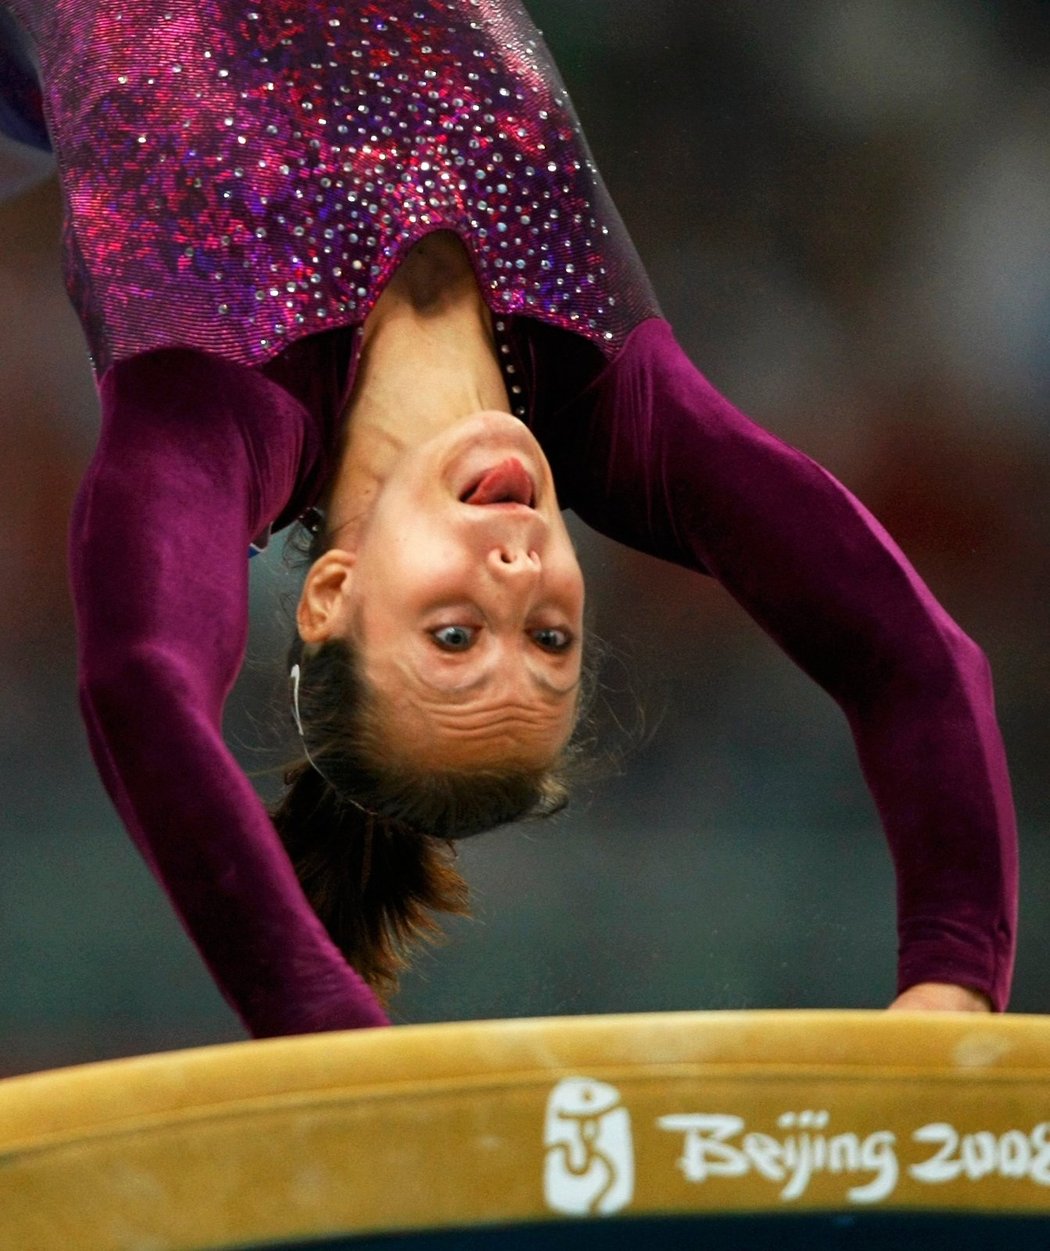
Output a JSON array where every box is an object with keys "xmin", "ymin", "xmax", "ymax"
[{"xmin": 296, "ymin": 549, "xmax": 356, "ymax": 645}]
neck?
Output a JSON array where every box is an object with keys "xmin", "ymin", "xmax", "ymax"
[{"xmin": 325, "ymin": 234, "xmax": 510, "ymax": 539}]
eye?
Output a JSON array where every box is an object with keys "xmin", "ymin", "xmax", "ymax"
[
  {"xmin": 531, "ymin": 627, "xmax": 575, "ymax": 653},
  {"xmin": 430, "ymin": 625, "xmax": 478, "ymax": 652}
]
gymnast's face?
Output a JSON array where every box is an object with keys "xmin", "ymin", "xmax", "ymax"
[{"xmin": 298, "ymin": 411, "xmax": 584, "ymax": 769}]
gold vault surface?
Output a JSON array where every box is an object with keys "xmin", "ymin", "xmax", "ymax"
[{"xmin": 2, "ymin": 1010, "xmax": 1049, "ymax": 1248}]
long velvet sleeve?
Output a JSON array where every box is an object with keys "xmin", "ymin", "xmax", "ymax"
[
  {"xmin": 71, "ymin": 350, "xmax": 389, "ymax": 1036},
  {"xmin": 542, "ymin": 318, "xmax": 1017, "ymax": 1010}
]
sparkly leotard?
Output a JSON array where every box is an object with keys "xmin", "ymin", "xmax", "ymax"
[
  {"xmin": 0, "ymin": 2, "xmax": 1018, "ymax": 1035},
  {"xmin": 2, "ymin": 0, "xmax": 658, "ymax": 375}
]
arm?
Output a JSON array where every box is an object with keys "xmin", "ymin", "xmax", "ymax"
[
  {"xmin": 72, "ymin": 349, "xmax": 388, "ymax": 1036},
  {"xmin": 544, "ymin": 318, "xmax": 1017, "ymax": 1010}
]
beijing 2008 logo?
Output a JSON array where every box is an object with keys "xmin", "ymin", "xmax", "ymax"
[
  {"xmin": 542, "ymin": 1078, "xmax": 1050, "ymax": 1211},
  {"xmin": 543, "ymin": 1077, "xmax": 635, "ymax": 1215}
]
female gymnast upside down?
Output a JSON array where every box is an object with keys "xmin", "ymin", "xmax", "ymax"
[{"xmin": 0, "ymin": 0, "xmax": 1017, "ymax": 1036}]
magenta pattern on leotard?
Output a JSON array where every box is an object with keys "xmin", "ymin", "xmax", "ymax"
[{"xmin": 4, "ymin": 0, "xmax": 659, "ymax": 374}]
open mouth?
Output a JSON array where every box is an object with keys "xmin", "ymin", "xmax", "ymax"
[{"xmin": 460, "ymin": 458, "xmax": 536, "ymax": 507}]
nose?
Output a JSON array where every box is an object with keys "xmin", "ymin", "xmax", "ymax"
[{"xmin": 487, "ymin": 542, "xmax": 541, "ymax": 579}]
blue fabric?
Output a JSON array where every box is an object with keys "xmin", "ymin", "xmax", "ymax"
[
  {"xmin": 0, "ymin": 6, "xmax": 50, "ymax": 151},
  {"xmin": 253, "ymin": 1213, "xmax": 1050, "ymax": 1250}
]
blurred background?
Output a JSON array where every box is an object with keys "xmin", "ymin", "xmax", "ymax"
[{"xmin": 0, "ymin": 0, "xmax": 1047, "ymax": 1076}]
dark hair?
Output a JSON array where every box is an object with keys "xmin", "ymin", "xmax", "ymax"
[{"xmin": 270, "ymin": 631, "xmax": 584, "ymax": 1001}]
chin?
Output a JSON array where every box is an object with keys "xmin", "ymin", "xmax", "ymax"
[
  {"xmin": 459, "ymin": 408, "xmax": 529, "ymax": 433},
  {"xmin": 440, "ymin": 413, "xmax": 550, "ymax": 499}
]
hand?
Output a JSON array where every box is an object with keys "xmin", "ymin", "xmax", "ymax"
[{"xmin": 887, "ymin": 982, "xmax": 993, "ymax": 1012}]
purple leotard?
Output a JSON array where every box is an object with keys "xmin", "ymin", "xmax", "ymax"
[
  {"xmin": 1, "ymin": 0, "xmax": 1017, "ymax": 1032},
  {"xmin": 1, "ymin": 0, "xmax": 657, "ymax": 374}
]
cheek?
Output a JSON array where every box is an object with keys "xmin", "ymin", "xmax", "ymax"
[
  {"xmin": 354, "ymin": 533, "xmax": 473, "ymax": 642},
  {"xmin": 551, "ymin": 554, "xmax": 586, "ymax": 622}
]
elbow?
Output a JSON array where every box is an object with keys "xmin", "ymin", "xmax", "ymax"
[
  {"xmin": 850, "ymin": 608, "xmax": 998, "ymax": 720},
  {"xmin": 833, "ymin": 593, "xmax": 996, "ymax": 719},
  {"xmin": 928, "ymin": 614, "xmax": 996, "ymax": 705}
]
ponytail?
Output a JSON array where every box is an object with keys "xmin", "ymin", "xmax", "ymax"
[{"xmin": 270, "ymin": 761, "xmax": 468, "ymax": 1001}]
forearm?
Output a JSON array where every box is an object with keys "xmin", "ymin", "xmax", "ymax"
[
  {"xmin": 72, "ymin": 351, "xmax": 388, "ymax": 1035},
  {"xmin": 843, "ymin": 627, "xmax": 1016, "ymax": 1007},
  {"xmin": 77, "ymin": 664, "xmax": 388, "ymax": 1035}
]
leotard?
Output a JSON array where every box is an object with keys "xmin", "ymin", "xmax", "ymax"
[{"xmin": 0, "ymin": 0, "xmax": 1017, "ymax": 1032}]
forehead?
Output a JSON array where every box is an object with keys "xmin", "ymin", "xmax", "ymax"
[{"xmin": 365, "ymin": 651, "xmax": 582, "ymax": 770}]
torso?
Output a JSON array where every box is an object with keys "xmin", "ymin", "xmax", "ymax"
[{"xmin": 3, "ymin": 0, "xmax": 659, "ymax": 375}]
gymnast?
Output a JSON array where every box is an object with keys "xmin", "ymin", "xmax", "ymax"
[{"xmin": 0, "ymin": 0, "xmax": 1017, "ymax": 1036}]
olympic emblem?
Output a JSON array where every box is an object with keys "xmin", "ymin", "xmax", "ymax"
[{"xmin": 543, "ymin": 1077, "xmax": 635, "ymax": 1215}]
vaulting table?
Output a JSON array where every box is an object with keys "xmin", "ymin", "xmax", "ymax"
[{"xmin": 2, "ymin": 1011, "xmax": 1049, "ymax": 1249}]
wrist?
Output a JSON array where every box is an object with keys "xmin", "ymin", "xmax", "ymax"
[{"xmin": 888, "ymin": 982, "xmax": 993, "ymax": 1012}]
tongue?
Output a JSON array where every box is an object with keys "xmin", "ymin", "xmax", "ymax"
[{"xmin": 466, "ymin": 458, "xmax": 533, "ymax": 505}]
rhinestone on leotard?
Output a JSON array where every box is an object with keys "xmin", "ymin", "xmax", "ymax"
[{"xmin": 12, "ymin": 0, "xmax": 659, "ymax": 374}]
